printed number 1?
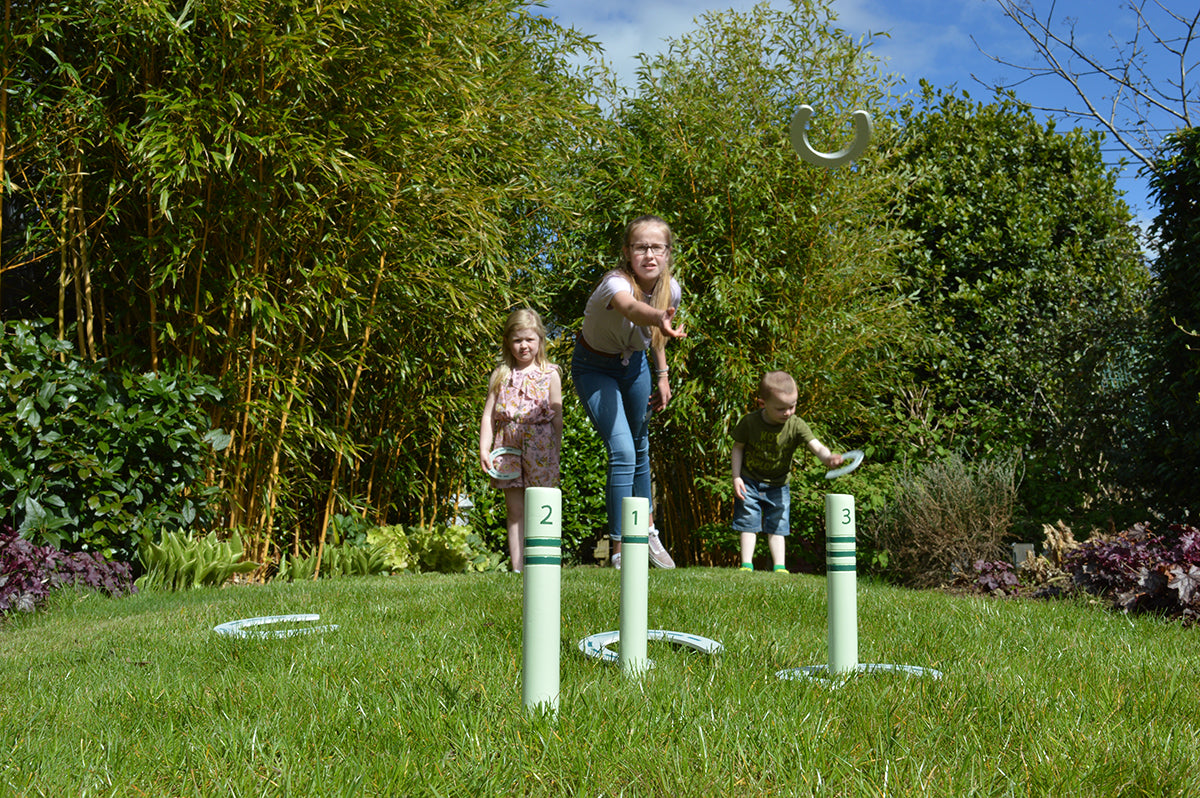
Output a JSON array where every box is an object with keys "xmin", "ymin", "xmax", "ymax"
[
  {"xmin": 842, "ymin": 508, "xmax": 853, "ymax": 525},
  {"xmin": 540, "ymin": 505, "xmax": 554, "ymax": 525},
  {"xmin": 632, "ymin": 510, "xmax": 639, "ymax": 526}
]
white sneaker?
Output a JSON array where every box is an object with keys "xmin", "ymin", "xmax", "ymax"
[
  {"xmin": 612, "ymin": 552, "xmax": 621, "ymax": 570},
  {"xmin": 647, "ymin": 525, "xmax": 676, "ymax": 569}
]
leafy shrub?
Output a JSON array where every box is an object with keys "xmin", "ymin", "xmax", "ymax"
[
  {"xmin": 367, "ymin": 524, "xmax": 505, "ymax": 574},
  {"xmin": 557, "ymin": 399, "xmax": 608, "ymax": 559},
  {"xmin": 136, "ymin": 530, "xmax": 259, "ymax": 591},
  {"xmin": 0, "ymin": 320, "xmax": 229, "ymax": 561},
  {"xmin": 1, "ymin": 525, "xmax": 135, "ymax": 614},
  {"xmin": 1064, "ymin": 522, "xmax": 1200, "ymax": 625},
  {"xmin": 692, "ymin": 521, "xmax": 738, "ymax": 565},
  {"xmin": 868, "ymin": 452, "xmax": 1020, "ymax": 587}
]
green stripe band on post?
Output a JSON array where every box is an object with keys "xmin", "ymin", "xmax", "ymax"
[
  {"xmin": 827, "ymin": 535, "xmax": 856, "ymax": 545},
  {"xmin": 525, "ymin": 538, "xmax": 561, "ymax": 549},
  {"xmin": 622, "ymin": 535, "xmax": 648, "ymax": 545},
  {"xmin": 525, "ymin": 555, "xmax": 561, "ymax": 566},
  {"xmin": 827, "ymin": 563, "xmax": 857, "ymax": 572}
]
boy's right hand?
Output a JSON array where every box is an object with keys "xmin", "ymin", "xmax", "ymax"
[{"xmin": 733, "ymin": 476, "xmax": 746, "ymax": 501}]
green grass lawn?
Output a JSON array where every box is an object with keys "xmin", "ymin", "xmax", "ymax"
[{"xmin": 2, "ymin": 567, "xmax": 1197, "ymax": 796}]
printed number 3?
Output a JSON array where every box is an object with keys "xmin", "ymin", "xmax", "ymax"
[
  {"xmin": 842, "ymin": 508, "xmax": 853, "ymax": 525},
  {"xmin": 540, "ymin": 505, "xmax": 554, "ymax": 525}
]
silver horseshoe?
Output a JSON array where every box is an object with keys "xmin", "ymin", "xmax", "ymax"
[{"xmin": 789, "ymin": 105, "xmax": 873, "ymax": 168}]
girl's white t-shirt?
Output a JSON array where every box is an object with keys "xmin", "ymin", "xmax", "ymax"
[{"xmin": 581, "ymin": 272, "xmax": 682, "ymax": 358}]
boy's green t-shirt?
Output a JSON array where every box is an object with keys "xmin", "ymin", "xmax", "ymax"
[{"xmin": 732, "ymin": 410, "xmax": 816, "ymax": 487}]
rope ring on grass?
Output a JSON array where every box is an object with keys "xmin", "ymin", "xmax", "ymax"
[
  {"xmin": 776, "ymin": 663, "xmax": 944, "ymax": 684},
  {"xmin": 577, "ymin": 629, "xmax": 725, "ymax": 666},
  {"xmin": 213, "ymin": 614, "xmax": 338, "ymax": 639}
]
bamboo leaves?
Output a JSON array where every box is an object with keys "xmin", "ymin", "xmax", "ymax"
[{"xmin": 5, "ymin": 0, "xmax": 606, "ymax": 560}]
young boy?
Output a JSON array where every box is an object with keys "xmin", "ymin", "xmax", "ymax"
[{"xmin": 731, "ymin": 371, "xmax": 843, "ymax": 573}]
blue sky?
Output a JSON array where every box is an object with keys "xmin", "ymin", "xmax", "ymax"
[{"xmin": 533, "ymin": 0, "xmax": 1195, "ymax": 230}]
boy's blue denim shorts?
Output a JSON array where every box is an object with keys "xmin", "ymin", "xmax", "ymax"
[{"xmin": 732, "ymin": 478, "xmax": 791, "ymax": 537}]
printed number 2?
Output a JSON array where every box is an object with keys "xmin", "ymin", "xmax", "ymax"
[
  {"xmin": 540, "ymin": 505, "xmax": 554, "ymax": 525},
  {"xmin": 842, "ymin": 508, "xmax": 853, "ymax": 525}
]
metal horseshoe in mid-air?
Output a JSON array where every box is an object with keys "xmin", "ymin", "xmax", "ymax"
[{"xmin": 789, "ymin": 104, "xmax": 873, "ymax": 168}]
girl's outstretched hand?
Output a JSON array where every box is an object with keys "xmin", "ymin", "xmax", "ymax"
[{"xmin": 660, "ymin": 307, "xmax": 686, "ymax": 339}]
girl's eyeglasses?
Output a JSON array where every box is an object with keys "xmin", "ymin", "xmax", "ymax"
[{"xmin": 631, "ymin": 244, "xmax": 670, "ymax": 255}]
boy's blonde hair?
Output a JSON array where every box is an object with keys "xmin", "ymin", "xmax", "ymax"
[
  {"xmin": 758, "ymin": 370, "xmax": 797, "ymax": 401},
  {"xmin": 488, "ymin": 309, "xmax": 551, "ymax": 395},
  {"xmin": 614, "ymin": 214, "xmax": 677, "ymax": 350}
]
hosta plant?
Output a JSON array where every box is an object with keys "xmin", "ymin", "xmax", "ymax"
[
  {"xmin": 136, "ymin": 530, "xmax": 258, "ymax": 591},
  {"xmin": 367, "ymin": 524, "xmax": 506, "ymax": 574}
]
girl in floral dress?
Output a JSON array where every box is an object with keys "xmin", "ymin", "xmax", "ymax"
[{"xmin": 478, "ymin": 309, "xmax": 562, "ymax": 573}]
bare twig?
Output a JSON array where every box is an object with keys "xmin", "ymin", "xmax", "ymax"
[{"xmin": 978, "ymin": 1, "xmax": 1198, "ymax": 172}]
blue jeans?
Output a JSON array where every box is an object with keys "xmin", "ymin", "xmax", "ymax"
[
  {"xmin": 572, "ymin": 346, "xmax": 651, "ymax": 541},
  {"xmin": 732, "ymin": 478, "xmax": 791, "ymax": 537}
]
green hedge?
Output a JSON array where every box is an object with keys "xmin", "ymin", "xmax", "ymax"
[{"xmin": 0, "ymin": 321, "xmax": 229, "ymax": 561}]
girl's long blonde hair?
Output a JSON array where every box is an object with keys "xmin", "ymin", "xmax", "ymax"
[
  {"xmin": 488, "ymin": 308, "xmax": 551, "ymax": 396},
  {"xmin": 614, "ymin": 214, "xmax": 676, "ymax": 351}
]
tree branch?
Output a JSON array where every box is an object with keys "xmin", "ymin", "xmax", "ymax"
[{"xmin": 979, "ymin": 1, "xmax": 1198, "ymax": 173}]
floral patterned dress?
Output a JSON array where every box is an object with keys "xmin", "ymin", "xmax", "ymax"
[{"xmin": 490, "ymin": 365, "xmax": 560, "ymax": 489}]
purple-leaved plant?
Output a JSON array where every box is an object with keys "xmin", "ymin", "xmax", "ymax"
[
  {"xmin": 0, "ymin": 524, "xmax": 136, "ymax": 615},
  {"xmin": 1065, "ymin": 522, "xmax": 1200, "ymax": 625},
  {"xmin": 972, "ymin": 559, "xmax": 1019, "ymax": 595}
]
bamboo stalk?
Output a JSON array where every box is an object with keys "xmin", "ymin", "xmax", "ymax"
[
  {"xmin": 256, "ymin": 348, "xmax": 305, "ymax": 566},
  {"xmin": 67, "ymin": 156, "xmax": 85, "ymax": 355},
  {"xmin": 421, "ymin": 414, "xmax": 446, "ymax": 528},
  {"xmin": 187, "ymin": 179, "xmax": 215, "ymax": 369},
  {"xmin": 69, "ymin": 156, "xmax": 96, "ymax": 361},
  {"xmin": 57, "ymin": 163, "xmax": 70, "ymax": 346},
  {"xmin": 314, "ymin": 250, "xmax": 388, "ymax": 577}
]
